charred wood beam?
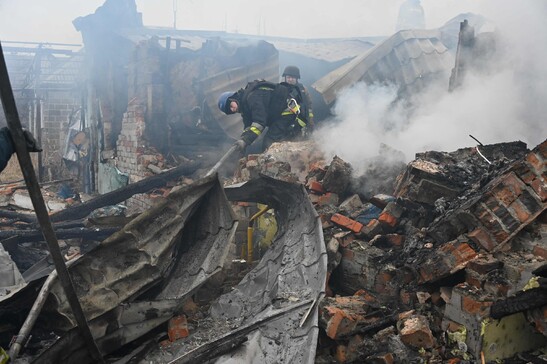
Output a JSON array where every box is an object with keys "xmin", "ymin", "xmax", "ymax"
[
  {"xmin": 340, "ymin": 313, "xmax": 398, "ymax": 339},
  {"xmin": 3, "ymin": 162, "xmax": 199, "ymax": 225},
  {"xmin": 0, "ymin": 226, "xmax": 118, "ymax": 248},
  {"xmin": 0, "ymin": 215, "xmax": 86, "ymax": 229},
  {"xmin": 48, "ymin": 161, "xmax": 200, "ymax": 223},
  {"xmin": 0, "ymin": 210, "xmax": 36, "ymax": 222},
  {"xmin": 490, "ymin": 280, "xmax": 547, "ymax": 319}
]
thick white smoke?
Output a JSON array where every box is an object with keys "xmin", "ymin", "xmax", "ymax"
[{"xmin": 315, "ymin": 0, "xmax": 547, "ymax": 173}]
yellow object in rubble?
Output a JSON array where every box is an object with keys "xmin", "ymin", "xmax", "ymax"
[{"xmin": 0, "ymin": 347, "xmax": 9, "ymax": 364}]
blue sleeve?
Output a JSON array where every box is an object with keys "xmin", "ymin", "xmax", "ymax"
[{"xmin": 0, "ymin": 127, "xmax": 15, "ymax": 172}]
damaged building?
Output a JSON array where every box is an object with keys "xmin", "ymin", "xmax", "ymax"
[{"xmin": 0, "ymin": 0, "xmax": 546, "ymax": 363}]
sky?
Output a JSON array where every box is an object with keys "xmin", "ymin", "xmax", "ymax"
[{"xmin": 0, "ymin": 0, "xmax": 482, "ymax": 43}]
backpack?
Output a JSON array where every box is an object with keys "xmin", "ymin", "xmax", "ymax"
[{"xmin": 243, "ymin": 80, "xmax": 308, "ymax": 124}]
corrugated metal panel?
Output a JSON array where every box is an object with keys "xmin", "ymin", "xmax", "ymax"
[
  {"xmin": 271, "ymin": 38, "xmax": 377, "ymax": 63},
  {"xmin": 45, "ymin": 175, "xmax": 236, "ymax": 331},
  {"xmin": 33, "ymin": 175, "xmax": 239, "ymax": 362},
  {"xmin": 312, "ymin": 29, "xmax": 454, "ymax": 105}
]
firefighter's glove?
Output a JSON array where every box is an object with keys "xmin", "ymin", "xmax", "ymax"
[
  {"xmin": 3, "ymin": 127, "xmax": 42, "ymax": 153},
  {"xmin": 23, "ymin": 129, "xmax": 42, "ymax": 152},
  {"xmin": 240, "ymin": 126, "xmax": 261, "ymax": 146},
  {"xmin": 233, "ymin": 139, "xmax": 247, "ymax": 151}
]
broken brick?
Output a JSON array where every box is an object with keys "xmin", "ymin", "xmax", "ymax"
[
  {"xmin": 361, "ymin": 219, "xmax": 383, "ymax": 238},
  {"xmin": 334, "ymin": 231, "xmax": 354, "ymax": 248},
  {"xmin": 529, "ymin": 178, "xmax": 546, "ymax": 202},
  {"xmin": 467, "ymin": 255, "xmax": 502, "ymax": 275},
  {"xmin": 525, "ymin": 151, "xmax": 543, "ymax": 174},
  {"xmin": 419, "ymin": 241, "xmax": 477, "ymax": 283},
  {"xmin": 317, "ymin": 192, "xmax": 339, "ymax": 206},
  {"xmin": 461, "ymin": 294, "xmax": 492, "ymax": 316},
  {"xmin": 378, "ymin": 211, "xmax": 397, "ymax": 227},
  {"xmin": 398, "ymin": 314, "xmax": 435, "ymax": 349},
  {"xmin": 320, "ymin": 296, "xmax": 382, "ymax": 340},
  {"xmin": 366, "ymin": 353, "xmax": 395, "ymax": 364},
  {"xmin": 532, "ymin": 245, "xmax": 547, "ymax": 260},
  {"xmin": 331, "ymin": 213, "xmax": 363, "ymax": 234},
  {"xmin": 168, "ymin": 315, "xmax": 189, "ymax": 342},
  {"xmin": 508, "ymin": 198, "xmax": 532, "ymax": 223},
  {"xmin": 468, "ymin": 226, "xmax": 497, "ymax": 251},
  {"xmin": 307, "ymin": 180, "xmax": 325, "ymax": 195}
]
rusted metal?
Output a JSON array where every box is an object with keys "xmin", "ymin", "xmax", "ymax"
[{"xmin": 0, "ymin": 41, "xmax": 104, "ymax": 363}]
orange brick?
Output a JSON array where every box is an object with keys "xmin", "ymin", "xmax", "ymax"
[
  {"xmin": 325, "ymin": 308, "xmax": 346, "ymax": 339},
  {"xmin": 533, "ymin": 245, "xmax": 547, "ymax": 260},
  {"xmin": 331, "ymin": 213, "xmax": 363, "ymax": 233},
  {"xmin": 508, "ymin": 199, "xmax": 532, "ymax": 223},
  {"xmin": 318, "ymin": 192, "xmax": 339, "ymax": 206},
  {"xmin": 378, "ymin": 211, "xmax": 397, "ymax": 227},
  {"xmin": 526, "ymin": 152, "xmax": 543, "ymax": 174},
  {"xmin": 399, "ymin": 315, "xmax": 435, "ymax": 349},
  {"xmin": 334, "ymin": 231, "xmax": 354, "ymax": 248},
  {"xmin": 468, "ymin": 227, "xmax": 497, "ymax": 251},
  {"xmin": 492, "ymin": 184, "xmax": 517, "ymax": 206},
  {"xmin": 441, "ymin": 242, "xmax": 477, "ymax": 267},
  {"xmin": 491, "ymin": 228, "xmax": 510, "ymax": 244},
  {"xmin": 353, "ymin": 289, "xmax": 377, "ymax": 303},
  {"xmin": 307, "ymin": 180, "xmax": 325, "ymax": 194},
  {"xmin": 361, "ymin": 219, "xmax": 382, "ymax": 237},
  {"xmin": 503, "ymin": 173, "xmax": 526, "ymax": 196},
  {"xmin": 168, "ymin": 315, "xmax": 189, "ymax": 342},
  {"xmin": 529, "ymin": 178, "xmax": 546, "ymax": 201},
  {"xmin": 461, "ymin": 295, "xmax": 491, "ymax": 315}
]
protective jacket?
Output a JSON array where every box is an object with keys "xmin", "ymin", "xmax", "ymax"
[{"xmin": 229, "ymin": 80, "xmax": 308, "ymax": 149}]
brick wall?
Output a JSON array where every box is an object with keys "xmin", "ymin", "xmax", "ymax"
[
  {"xmin": 41, "ymin": 90, "xmax": 80, "ymax": 180},
  {"xmin": 112, "ymin": 100, "xmax": 159, "ymax": 213},
  {"xmin": 466, "ymin": 141, "xmax": 546, "ymax": 252}
]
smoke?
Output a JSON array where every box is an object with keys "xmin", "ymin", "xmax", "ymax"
[{"xmin": 314, "ymin": 0, "xmax": 547, "ymax": 176}]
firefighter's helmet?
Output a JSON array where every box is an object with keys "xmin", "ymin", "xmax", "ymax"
[
  {"xmin": 282, "ymin": 65, "xmax": 300, "ymax": 79},
  {"xmin": 218, "ymin": 91, "xmax": 235, "ymax": 114}
]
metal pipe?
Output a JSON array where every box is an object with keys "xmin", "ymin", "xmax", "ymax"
[
  {"xmin": 246, "ymin": 205, "xmax": 270, "ymax": 263},
  {"xmin": 0, "ymin": 41, "xmax": 104, "ymax": 363},
  {"xmin": 205, "ymin": 144, "xmax": 240, "ymax": 177},
  {"xmin": 8, "ymin": 270, "xmax": 58, "ymax": 360}
]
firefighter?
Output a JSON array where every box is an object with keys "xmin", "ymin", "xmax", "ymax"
[
  {"xmin": 218, "ymin": 80, "xmax": 308, "ymax": 152},
  {"xmin": 282, "ymin": 65, "xmax": 314, "ymax": 132},
  {"xmin": 0, "ymin": 127, "xmax": 42, "ymax": 172}
]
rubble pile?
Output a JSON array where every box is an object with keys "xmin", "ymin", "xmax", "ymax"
[{"xmin": 232, "ymin": 138, "xmax": 547, "ymax": 362}]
